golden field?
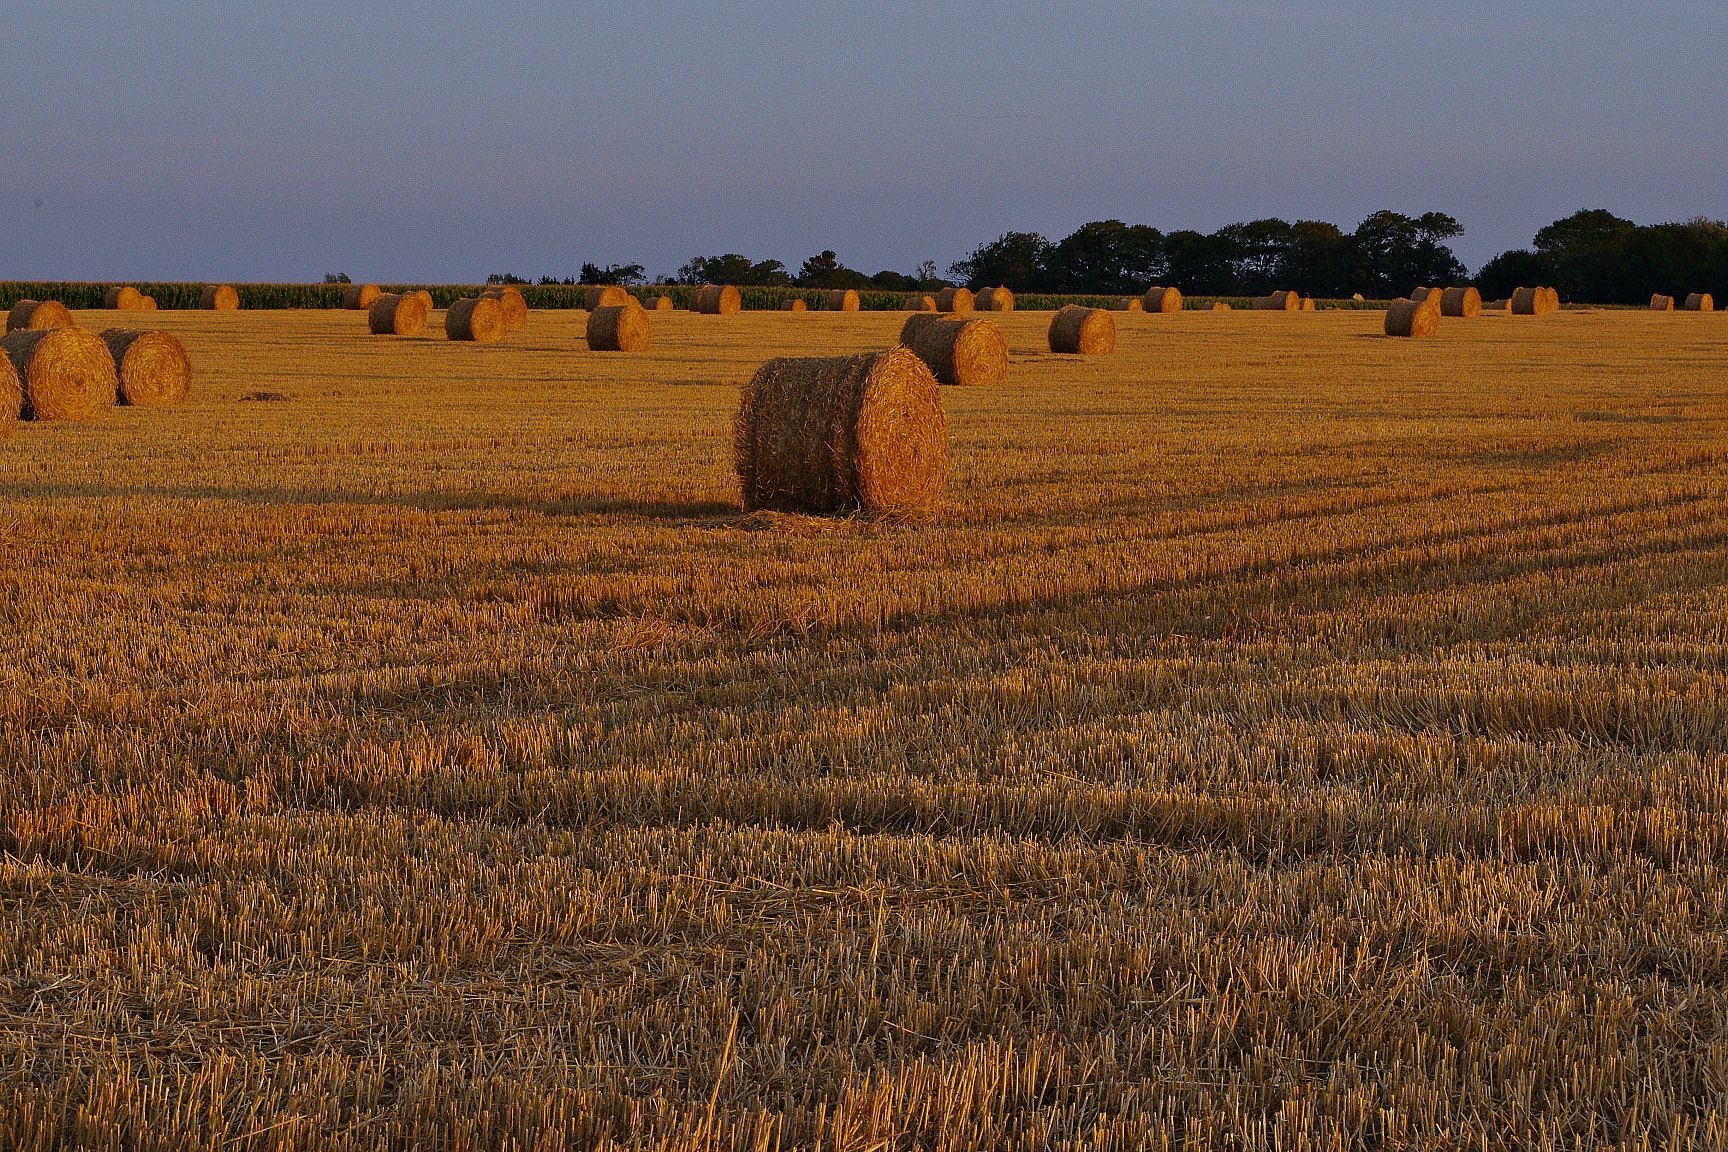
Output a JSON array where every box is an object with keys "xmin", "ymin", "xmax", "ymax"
[{"xmin": 2, "ymin": 305, "xmax": 1726, "ymax": 1150}]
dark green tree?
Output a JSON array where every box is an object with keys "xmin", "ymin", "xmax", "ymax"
[{"xmin": 948, "ymin": 232, "xmax": 1052, "ymax": 291}]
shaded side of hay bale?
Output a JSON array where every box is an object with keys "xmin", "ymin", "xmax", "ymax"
[
  {"xmin": 1253, "ymin": 291, "xmax": 1299, "ymax": 311},
  {"xmin": 898, "ymin": 314, "xmax": 1008, "ymax": 387},
  {"xmin": 587, "ymin": 303, "xmax": 651, "ymax": 352},
  {"xmin": 1142, "ymin": 286, "xmax": 1182, "ymax": 313},
  {"xmin": 902, "ymin": 295, "xmax": 936, "ymax": 311},
  {"xmin": 781, "ymin": 298, "xmax": 809, "ymax": 312},
  {"xmin": 825, "ymin": 289, "xmax": 861, "ymax": 312},
  {"xmin": 976, "ymin": 286, "xmax": 1015, "ymax": 312},
  {"xmin": 734, "ymin": 347, "xmax": 947, "ymax": 516},
  {"xmin": 0, "ymin": 350, "xmax": 18, "ymax": 436},
  {"xmin": 1410, "ymin": 287, "xmax": 1438, "ymax": 305},
  {"xmin": 99, "ymin": 329, "xmax": 192, "ymax": 406},
  {"xmin": 583, "ymin": 285, "xmax": 631, "ymax": 311},
  {"xmin": 649, "ymin": 295, "xmax": 674, "ymax": 311},
  {"xmin": 1650, "ymin": 294, "xmax": 1675, "ymax": 311},
  {"xmin": 696, "ymin": 285, "xmax": 742, "ymax": 315},
  {"xmin": 104, "ymin": 286, "xmax": 144, "ymax": 310},
  {"xmin": 368, "ymin": 294, "xmax": 429, "ymax": 337},
  {"xmin": 1048, "ymin": 305, "xmax": 1115, "ymax": 354},
  {"xmin": 200, "ymin": 285, "xmax": 240, "ymax": 310},
  {"xmin": 445, "ymin": 297, "xmax": 506, "ymax": 342},
  {"xmin": 1683, "ymin": 293, "xmax": 1715, "ymax": 312},
  {"xmin": 342, "ymin": 284, "xmax": 381, "ymax": 310},
  {"xmin": 1384, "ymin": 297, "xmax": 1440, "ymax": 338},
  {"xmin": 3, "ymin": 328, "xmax": 119, "ymax": 420},
  {"xmin": 1118, "ymin": 297, "xmax": 1144, "ymax": 312},
  {"xmin": 1441, "ymin": 287, "xmax": 1482, "ymax": 318},
  {"xmin": 480, "ymin": 286, "xmax": 528, "ymax": 331},
  {"xmin": 935, "ymin": 287, "xmax": 975, "ymax": 314},
  {"xmin": 7, "ymin": 300, "xmax": 76, "ymax": 333}
]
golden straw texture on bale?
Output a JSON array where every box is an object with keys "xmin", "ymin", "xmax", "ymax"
[
  {"xmin": 7, "ymin": 300, "xmax": 76, "ymax": 333},
  {"xmin": 781, "ymin": 299, "xmax": 808, "ymax": 312},
  {"xmin": 1048, "ymin": 305, "xmax": 1115, "ymax": 354},
  {"xmin": 0, "ymin": 351, "xmax": 18, "ymax": 436},
  {"xmin": 445, "ymin": 297, "xmax": 506, "ymax": 343},
  {"xmin": 898, "ymin": 314, "xmax": 1008, "ymax": 388},
  {"xmin": 481, "ymin": 286, "xmax": 528, "ymax": 332},
  {"xmin": 826, "ymin": 289, "xmax": 861, "ymax": 312},
  {"xmin": 903, "ymin": 295, "xmax": 937, "ymax": 311},
  {"xmin": 1650, "ymin": 294, "xmax": 1675, "ymax": 311},
  {"xmin": 696, "ymin": 285, "xmax": 742, "ymax": 315},
  {"xmin": 368, "ymin": 294, "xmax": 429, "ymax": 337},
  {"xmin": 1511, "ymin": 287, "xmax": 1560, "ymax": 316},
  {"xmin": 1441, "ymin": 287, "xmax": 1483, "ymax": 318},
  {"xmin": 1213, "ymin": 302, "xmax": 1232, "ymax": 312},
  {"xmin": 200, "ymin": 285, "xmax": 240, "ymax": 310},
  {"xmin": 104, "ymin": 286, "xmax": 144, "ymax": 311},
  {"xmin": 649, "ymin": 295, "xmax": 674, "ymax": 311},
  {"xmin": 99, "ymin": 329, "xmax": 192, "ymax": 406},
  {"xmin": 402, "ymin": 290, "xmax": 435, "ymax": 313},
  {"xmin": 734, "ymin": 347, "xmax": 948, "ymax": 516},
  {"xmin": 976, "ymin": 287, "xmax": 1015, "ymax": 312},
  {"xmin": 141, "ymin": 296, "xmax": 158, "ymax": 311},
  {"xmin": 1142, "ymin": 286, "xmax": 1182, "ymax": 313},
  {"xmin": 1118, "ymin": 297, "xmax": 1145, "ymax": 312},
  {"xmin": 2, "ymin": 328, "xmax": 119, "ymax": 421},
  {"xmin": 1683, "ymin": 293, "xmax": 1715, "ymax": 312},
  {"xmin": 583, "ymin": 285, "xmax": 631, "ymax": 311},
  {"xmin": 1301, "ymin": 298, "xmax": 1317, "ymax": 312},
  {"xmin": 342, "ymin": 284, "xmax": 381, "ymax": 310},
  {"xmin": 1385, "ymin": 296, "xmax": 1441, "ymax": 338},
  {"xmin": 586, "ymin": 303, "xmax": 651, "ymax": 352},
  {"xmin": 1410, "ymin": 287, "xmax": 1438, "ymax": 305},
  {"xmin": 1253, "ymin": 291, "xmax": 1299, "ymax": 311},
  {"xmin": 935, "ymin": 287, "xmax": 975, "ymax": 314}
]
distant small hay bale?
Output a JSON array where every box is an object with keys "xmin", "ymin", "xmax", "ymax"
[
  {"xmin": 977, "ymin": 286, "xmax": 1015, "ymax": 312},
  {"xmin": 1117, "ymin": 297, "xmax": 1144, "ymax": 312},
  {"xmin": 1510, "ymin": 287, "xmax": 1559, "ymax": 316},
  {"xmin": 1650, "ymin": 294, "xmax": 1675, "ymax": 311},
  {"xmin": 1384, "ymin": 296, "xmax": 1441, "ymax": 338},
  {"xmin": 1351, "ymin": 293, "xmax": 1366, "ymax": 302},
  {"xmin": 583, "ymin": 285, "xmax": 632, "ymax": 311},
  {"xmin": 826, "ymin": 289, "xmax": 861, "ymax": 312},
  {"xmin": 445, "ymin": 297, "xmax": 506, "ymax": 342},
  {"xmin": 1682, "ymin": 293, "xmax": 1715, "ymax": 312},
  {"xmin": 104, "ymin": 286, "xmax": 145, "ymax": 311},
  {"xmin": 141, "ymin": 295, "xmax": 159, "ymax": 311},
  {"xmin": 368, "ymin": 293, "xmax": 429, "ymax": 337},
  {"xmin": 6, "ymin": 300, "xmax": 76, "ymax": 333},
  {"xmin": 1253, "ymin": 291, "xmax": 1299, "ymax": 311},
  {"xmin": 0, "ymin": 351, "xmax": 18, "ymax": 435},
  {"xmin": 1142, "ymin": 286, "xmax": 1182, "ymax": 313},
  {"xmin": 342, "ymin": 284, "xmax": 381, "ymax": 310},
  {"xmin": 587, "ymin": 302, "xmax": 651, "ymax": 352},
  {"xmin": 734, "ymin": 346, "xmax": 948, "ymax": 516},
  {"xmin": 100, "ymin": 329, "xmax": 192, "ymax": 406},
  {"xmin": 200, "ymin": 285, "xmax": 240, "ymax": 311},
  {"xmin": 1410, "ymin": 287, "xmax": 1438, "ymax": 305},
  {"xmin": 781, "ymin": 298, "xmax": 809, "ymax": 312},
  {"xmin": 1441, "ymin": 287, "xmax": 1482, "ymax": 318},
  {"xmin": 649, "ymin": 295, "xmax": 675, "ymax": 311},
  {"xmin": 1212, "ymin": 302, "xmax": 1232, "ymax": 312},
  {"xmin": 935, "ymin": 287, "xmax": 975, "ymax": 314},
  {"xmin": 1048, "ymin": 305, "xmax": 1115, "ymax": 354},
  {"xmin": 902, "ymin": 295, "xmax": 937, "ymax": 311},
  {"xmin": 898, "ymin": 314, "xmax": 1008, "ymax": 388},
  {"xmin": 1301, "ymin": 298, "xmax": 1317, "ymax": 312},
  {"xmin": 2, "ymin": 327, "xmax": 119, "ymax": 420},
  {"xmin": 695, "ymin": 285, "xmax": 742, "ymax": 315},
  {"xmin": 481, "ymin": 285, "xmax": 528, "ymax": 331}
]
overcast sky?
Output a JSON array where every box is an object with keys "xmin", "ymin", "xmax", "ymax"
[{"xmin": 2, "ymin": 1, "xmax": 1723, "ymax": 282}]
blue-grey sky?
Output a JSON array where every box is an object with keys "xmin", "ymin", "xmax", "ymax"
[{"xmin": 3, "ymin": 1, "xmax": 1723, "ymax": 282}]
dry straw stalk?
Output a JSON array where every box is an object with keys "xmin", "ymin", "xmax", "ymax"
[
  {"xmin": 899, "ymin": 314, "xmax": 1008, "ymax": 387},
  {"xmin": 2, "ymin": 327, "xmax": 119, "ymax": 420},
  {"xmin": 100, "ymin": 329, "xmax": 192, "ymax": 406},
  {"xmin": 1048, "ymin": 305, "xmax": 1116, "ymax": 354}
]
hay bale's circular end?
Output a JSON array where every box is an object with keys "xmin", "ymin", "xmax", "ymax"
[
  {"xmin": 1384, "ymin": 297, "xmax": 1441, "ymax": 338},
  {"xmin": 735, "ymin": 346, "xmax": 947, "ymax": 516},
  {"xmin": 3, "ymin": 327, "xmax": 119, "ymax": 420},
  {"xmin": 582, "ymin": 285, "xmax": 631, "ymax": 312},
  {"xmin": 200, "ymin": 285, "xmax": 240, "ymax": 310},
  {"xmin": 587, "ymin": 303, "xmax": 651, "ymax": 352},
  {"xmin": 977, "ymin": 286, "xmax": 1015, "ymax": 312},
  {"xmin": 902, "ymin": 295, "xmax": 937, "ymax": 311},
  {"xmin": 141, "ymin": 295, "xmax": 159, "ymax": 311},
  {"xmin": 6, "ymin": 300, "xmax": 76, "ymax": 333},
  {"xmin": 1683, "ymin": 293, "xmax": 1715, "ymax": 312},
  {"xmin": 481, "ymin": 286, "xmax": 528, "ymax": 331},
  {"xmin": 342, "ymin": 284, "xmax": 382, "ymax": 310},
  {"xmin": 1048, "ymin": 306, "xmax": 1116, "ymax": 354},
  {"xmin": 781, "ymin": 298, "xmax": 809, "ymax": 312},
  {"xmin": 403, "ymin": 289, "xmax": 435, "ymax": 313},
  {"xmin": 1441, "ymin": 287, "xmax": 1482, "ymax": 318},
  {"xmin": 446, "ymin": 297, "xmax": 506, "ymax": 342},
  {"xmin": 695, "ymin": 285, "xmax": 742, "ymax": 315},
  {"xmin": 898, "ymin": 314, "xmax": 1008, "ymax": 388},
  {"xmin": 935, "ymin": 287, "xmax": 975, "ymax": 314},
  {"xmin": 100, "ymin": 329, "xmax": 192, "ymax": 406},
  {"xmin": 104, "ymin": 286, "xmax": 145, "ymax": 311},
  {"xmin": 1650, "ymin": 294, "xmax": 1675, "ymax": 311},
  {"xmin": 826, "ymin": 289, "xmax": 861, "ymax": 312},
  {"xmin": 1301, "ymin": 298, "xmax": 1317, "ymax": 312},
  {"xmin": 649, "ymin": 295, "xmax": 675, "ymax": 311},
  {"xmin": 368, "ymin": 293, "xmax": 429, "ymax": 337},
  {"xmin": 1142, "ymin": 286, "xmax": 1183, "ymax": 313},
  {"xmin": 1510, "ymin": 287, "xmax": 1559, "ymax": 316}
]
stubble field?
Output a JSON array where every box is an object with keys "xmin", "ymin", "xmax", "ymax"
[{"xmin": 1, "ymin": 305, "xmax": 1725, "ymax": 1150}]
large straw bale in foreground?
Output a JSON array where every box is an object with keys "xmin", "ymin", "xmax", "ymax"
[
  {"xmin": 7, "ymin": 300, "xmax": 75, "ymax": 333},
  {"xmin": 200, "ymin": 285, "xmax": 240, "ymax": 310},
  {"xmin": 1142, "ymin": 286, "xmax": 1182, "ymax": 313},
  {"xmin": 695, "ymin": 285, "xmax": 742, "ymax": 315},
  {"xmin": 481, "ymin": 286, "xmax": 528, "ymax": 331},
  {"xmin": 935, "ymin": 287, "xmax": 975, "ymax": 314},
  {"xmin": 1682, "ymin": 293, "xmax": 1715, "ymax": 312},
  {"xmin": 583, "ymin": 285, "xmax": 631, "ymax": 311},
  {"xmin": 1441, "ymin": 287, "xmax": 1482, "ymax": 318},
  {"xmin": 2, "ymin": 328, "xmax": 118, "ymax": 420},
  {"xmin": 446, "ymin": 297, "xmax": 506, "ymax": 342},
  {"xmin": 368, "ymin": 293, "xmax": 429, "ymax": 336},
  {"xmin": 977, "ymin": 286, "xmax": 1015, "ymax": 312},
  {"xmin": 587, "ymin": 303, "xmax": 651, "ymax": 352},
  {"xmin": 1385, "ymin": 296, "xmax": 1441, "ymax": 338},
  {"xmin": 735, "ymin": 347, "xmax": 948, "ymax": 516},
  {"xmin": 899, "ymin": 314, "xmax": 1007, "ymax": 387},
  {"xmin": 0, "ymin": 352, "xmax": 18, "ymax": 436},
  {"xmin": 826, "ymin": 289, "xmax": 861, "ymax": 312},
  {"xmin": 100, "ymin": 329, "xmax": 192, "ymax": 406},
  {"xmin": 1253, "ymin": 291, "xmax": 1299, "ymax": 311},
  {"xmin": 104, "ymin": 286, "xmax": 145, "ymax": 311},
  {"xmin": 1048, "ymin": 306, "xmax": 1115, "ymax": 354},
  {"xmin": 342, "ymin": 284, "xmax": 381, "ymax": 310}
]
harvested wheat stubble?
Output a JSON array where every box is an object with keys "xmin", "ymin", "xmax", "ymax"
[
  {"xmin": 695, "ymin": 285, "xmax": 742, "ymax": 315},
  {"xmin": 582, "ymin": 285, "xmax": 631, "ymax": 312},
  {"xmin": 1118, "ymin": 297, "xmax": 1144, "ymax": 312},
  {"xmin": 1142, "ymin": 286, "xmax": 1182, "ymax": 313},
  {"xmin": 2, "ymin": 327, "xmax": 119, "ymax": 420},
  {"xmin": 0, "ymin": 351, "xmax": 17, "ymax": 435},
  {"xmin": 200, "ymin": 285, "xmax": 240, "ymax": 310},
  {"xmin": 445, "ymin": 297, "xmax": 505, "ymax": 343},
  {"xmin": 648, "ymin": 295, "xmax": 674, "ymax": 311},
  {"xmin": 898, "ymin": 313, "xmax": 1008, "ymax": 388},
  {"xmin": 342, "ymin": 284, "xmax": 381, "ymax": 310},
  {"xmin": 1650, "ymin": 294, "xmax": 1675, "ymax": 311},
  {"xmin": 481, "ymin": 286, "xmax": 528, "ymax": 332},
  {"xmin": 1048, "ymin": 305, "xmax": 1115, "ymax": 354},
  {"xmin": 903, "ymin": 295, "xmax": 936, "ymax": 311},
  {"xmin": 1442, "ymin": 287, "xmax": 1483, "ymax": 318},
  {"xmin": 99, "ymin": 329, "xmax": 192, "ymax": 406},
  {"xmin": 1254, "ymin": 291, "xmax": 1299, "ymax": 311},
  {"xmin": 368, "ymin": 294, "xmax": 429, "ymax": 337},
  {"xmin": 1385, "ymin": 296, "xmax": 1441, "ymax": 338},
  {"xmin": 935, "ymin": 287, "xmax": 975, "ymax": 314},
  {"xmin": 103, "ymin": 286, "xmax": 144, "ymax": 311},
  {"xmin": 976, "ymin": 286, "xmax": 1015, "ymax": 312},
  {"xmin": 1511, "ymin": 287, "xmax": 1560, "ymax": 316},
  {"xmin": 826, "ymin": 289, "xmax": 861, "ymax": 312},
  {"xmin": 781, "ymin": 298, "xmax": 808, "ymax": 312},
  {"xmin": 587, "ymin": 303, "xmax": 651, "ymax": 352},
  {"xmin": 735, "ymin": 346, "xmax": 947, "ymax": 516},
  {"xmin": 6, "ymin": 300, "xmax": 75, "ymax": 333},
  {"xmin": 1682, "ymin": 293, "xmax": 1715, "ymax": 312}
]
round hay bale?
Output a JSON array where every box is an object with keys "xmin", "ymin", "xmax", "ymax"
[
  {"xmin": 1301, "ymin": 298, "xmax": 1317, "ymax": 312},
  {"xmin": 141, "ymin": 295, "xmax": 159, "ymax": 311},
  {"xmin": 104, "ymin": 286, "xmax": 145, "ymax": 311},
  {"xmin": 781, "ymin": 298, "xmax": 809, "ymax": 312},
  {"xmin": 1212, "ymin": 302, "xmax": 1232, "ymax": 312},
  {"xmin": 1441, "ymin": 287, "xmax": 1482, "ymax": 318},
  {"xmin": 825, "ymin": 289, "xmax": 861, "ymax": 312},
  {"xmin": 583, "ymin": 285, "xmax": 631, "ymax": 311},
  {"xmin": 368, "ymin": 293, "xmax": 429, "ymax": 337},
  {"xmin": 696, "ymin": 285, "xmax": 742, "ymax": 315},
  {"xmin": 446, "ymin": 297, "xmax": 506, "ymax": 343},
  {"xmin": 1683, "ymin": 293, "xmax": 1715, "ymax": 312},
  {"xmin": 481, "ymin": 285, "xmax": 528, "ymax": 331},
  {"xmin": 200, "ymin": 285, "xmax": 240, "ymax": 311},
  {"xmin": 935, "ymin": 287, "xmax": 975, "ymax": 314},
  {"xmin": 734, "ymin": 346, "xmax": 948, "ymax": 516},
  {"xmin": 1384, "ymin": 296, "xmax": 1440, "ymax": 338},
  {"xmin": 404, "ymin": 289, "xmax": 435, "ymax": 313},
  {"xmin": 898, "ymin": 314, "xmax": 1008, "ymax": 387},
  {"xmin": 587, "ymin": 303, "xmax": 651, "ymax": 352},
  {"xmin": 649, "ymin": 295, "xmax": 675, "ymax": 311},
  {"xmin": 342, "ymin": 284, "xmax": 381, "ymax": 310},
  {"xmin": 1142, "ymin": 286, "xmax": 1183, "ymax": 313},
  {"xmin": 2, "ymin": 328, "xmax": 118, "ymax": 420},
  {"xmin": 1510, "ymin": 287, "xmax": 1559, "ymax": 316},
  {"xmin": 1117, "ymin": 297, "xmax": 1144, "ymax": 312},
  {"xmin": 0, "ymin": 350, "xmax": 19, "ymax": 436},
  {"xmin": 1410, "ymin": 287, "xmax": 1438, "ymax": 305},
  {"xmin": 1253, "ymin": 291, "xmax": 1299, "ymax": 311},
  {"xmin": 1351, "ymin": 293, "xmax": 1366, "ymax": 302},
  {"xmin": 977, "ymin": 286, "xmax": 1015, "ymax": 312},
  {"xmin": 1048, "ymin": 305, "xmax": 1115, "ymax": 354},
  {"xmin": 1650, "ymin": 294, "xmax": 1675, "ymax": 311},
  {"xmin": 6, "ymin": 300, "xmax": 75, "ymax": 333},
  {"xmin": 902, "ymin": 295, "xmax": 937, "ymax": 311},
  {"xmin": 100, "ymin": 329, "xmax": 192, "ymax": 406}
]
